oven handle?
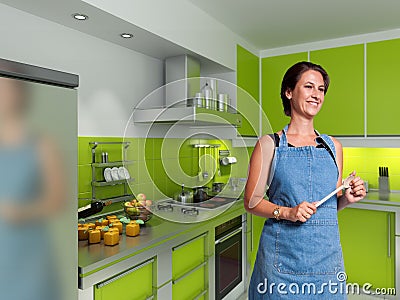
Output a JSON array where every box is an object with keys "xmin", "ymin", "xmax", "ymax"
[{"xmin": 215, "ymin": 226, "xmax": 242, "ymax": 245}]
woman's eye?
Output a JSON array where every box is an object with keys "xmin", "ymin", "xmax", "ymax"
[
  {"xmin": 305, "ymin": 85, "xmax": 312, "ymax": 89},
  {"xmin": 319, "ymin": 88, "xmax": 325, "ymax": 92}
]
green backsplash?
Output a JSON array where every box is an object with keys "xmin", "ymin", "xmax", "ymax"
[
  {"xmin": 78, "ymin": 136, "xmax": 252, "ymax": 208},
  {"xmin": 343, "ymin": 148, "xmax": 400, "ymax": 191}
]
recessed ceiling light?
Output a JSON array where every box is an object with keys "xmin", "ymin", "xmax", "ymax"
[
  {"xmin": 120, "ymin": 33, "xmax": 134, "ymax": 39},
  {"xmin": 72, "ymin": 13, "xmax": 89, "ymax": 21}
]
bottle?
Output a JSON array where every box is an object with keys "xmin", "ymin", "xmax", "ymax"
[{"xmin": 201, "ymin": 82, "xmax": 213, "ymax": 109}]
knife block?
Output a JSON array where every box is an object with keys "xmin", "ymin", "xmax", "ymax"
[{"xmin": 379, "ymin": 176, "xmax": 390, "ymax": 193}]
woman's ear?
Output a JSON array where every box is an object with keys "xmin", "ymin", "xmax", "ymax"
[{"xmin": 285, "ymin": 89, "xmax": 292, "ymax": 100}]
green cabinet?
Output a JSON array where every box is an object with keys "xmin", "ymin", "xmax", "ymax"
[
  {"xmin": 310, "ymin": 44, "xmax": 364, "ymax": 136},
  {"xmin": 367, "ymin": 39, "xmax": 400, "ymax": 135},
  {"xmin": 338, "ymin": 208, "xmax": 395, "ymax": 289},
  {"xmin": 237, "ymin": 45, "xmax": 260, "ymax": 137},
  {"xmin": 94, "ymin": 258, "xmax": 155, "ymax": 300},
  {"xmin": 172, "ymin": 234, "xmax": 208, "ymax": 299},
  {"xmin": 261, "ymin": 52, "xmax": 308, "ymax": 133}
]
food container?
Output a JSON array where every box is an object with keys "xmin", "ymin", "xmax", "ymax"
[
  {"xmin": 217, "ymin": 94, "xmax": 229, "ymax": 112},
  {"xmin": 174, "ymin": 184, "xmax": 194, "ymax": 204},
  {"xmin": 123, "ymin": 202, "xmax": 152, "ymax": 223},
  {"xmin": 212, "ymin": 182, "xmax": 225, "ymax": 193},
  {"xmin": 193, "ymin": 186, "xmax": 210, "ymax": 202}
]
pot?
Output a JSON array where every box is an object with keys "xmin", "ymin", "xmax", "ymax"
[
  {"xmin": 192, "ymin": 186, "xmax": 210, "ymax": 203},
  {"xmin": 212, "ymin": 182, "xmax": 225, "ymax": 193},
  {"xmin": 174, "ymin": 184, "xmax": 194, "ymax": 204}
]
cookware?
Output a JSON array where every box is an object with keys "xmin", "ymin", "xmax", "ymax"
[
  {"xmin": 193, "ymin": 186, "xmax": 209, "ymax": 202},
  {"xmin": 379, "ymin": 166, "xmax": 390, "ymax": 193},
  {"xmin": 315, "ymin": 175, "xmax": 355, "ymax": 207},
  {"xmin": 174, "ymin": 184, "xmax": 194, "ymax": 204},
  {"xmin": 212, "ymin": 182, "xmax": 225, "ymax": 193}
]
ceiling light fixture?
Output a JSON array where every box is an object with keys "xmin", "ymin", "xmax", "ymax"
[
  {"xmin": 72, "ymin": 13, "xmax": 89, "ymax": 21},
  {"xmin": 120, "ymin": 33, "xmax": 134, "ymax": 39}
]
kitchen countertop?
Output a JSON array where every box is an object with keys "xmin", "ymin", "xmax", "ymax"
[
  {"xmin": 78, "ymin": 199, "xmax": 245, "ymax": 276},
  {"xmin": 358, "ymin": 191, "xmax": 400, "ymax": 206}
]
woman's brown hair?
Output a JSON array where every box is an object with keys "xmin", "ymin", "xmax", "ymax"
[{"xmin": 280, "ymin": 61, "xmax": 330, "ymax": 116}]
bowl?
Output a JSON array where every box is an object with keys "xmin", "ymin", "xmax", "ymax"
[{"xmin": 122, "ymin": 203, "xmax": 152, "ymax": 223}]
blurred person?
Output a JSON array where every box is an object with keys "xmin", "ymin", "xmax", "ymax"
[
  {"xmin": 245, "ymin": 62, "xmax": 366, "ymax": 299},
  {"xmin": 0, "ymin": 76, "xmax": 65, "ymax": 300}
]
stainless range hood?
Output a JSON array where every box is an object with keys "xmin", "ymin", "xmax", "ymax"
[{"xmin": 133, "ymin": 55, "xmax": 241, "ymax": 127}]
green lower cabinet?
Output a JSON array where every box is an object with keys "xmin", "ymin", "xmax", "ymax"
[
  {"xmin": 94, "ymin": 258, "xmax": 155, "ymax": 300},
  {"xmin": 172, "ymin": 234, "xmax": 208, "ymax": 299},
  {"xmin": 338, "ymin": 208, "xmax": 395, "ymax": 290}
]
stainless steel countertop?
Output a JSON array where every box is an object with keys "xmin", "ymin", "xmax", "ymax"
[
  {"xmin": 78, "ymin": 199, "xmax": 245, "ymax": 275},
  {"xmin": 359, "ymin": 191, "xmax": 400, "ymax": 206}
]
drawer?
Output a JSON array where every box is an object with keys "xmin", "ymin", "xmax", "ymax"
[
  {"xmin": 172, "ymin": 261, "xmax": 207, "ymax": 300},
  {"xmin": 172, "ymin": 233, "xmax": 206, "ymax": 279}
]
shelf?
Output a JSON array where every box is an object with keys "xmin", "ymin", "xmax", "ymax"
[
  {"xmin": 92, "ymin": 179, "xmax": 135, "ymax": 187},
  {"xmin": 132, "ymin": 106, "xmax": 242, "ymax": 126},
  {"xmin": 92, "ymin": 161, "xmax": 134, "ymax": 168},
  {"xmin": 97, "ymin": 195, "xmax": 134, "ymax": 204},
  {"xmin": 89, "ymin": 141, "xmax": 131, "ymax": 150}
]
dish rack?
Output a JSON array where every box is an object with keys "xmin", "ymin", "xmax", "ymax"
[{"xmin": 89, "ymin": 141, "xmax": 134, "ymax": 204}]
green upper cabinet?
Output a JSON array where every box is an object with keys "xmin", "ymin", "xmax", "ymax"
[
  {"xmin": 367, "ymin": 39, "xmax": 400, "ymax": 135},
  {"xmin": 310, "ymin": 44, "xmax": 364, "ymax": 136},
  {"xmin": 262, "ymin": 52, "xmax": 307, "ymax": 133},
  {"xmin": 237, "ymin": 45, "xmax": 260, "ymax": 137}
]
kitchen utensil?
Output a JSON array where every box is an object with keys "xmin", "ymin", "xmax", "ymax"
[
  {"xmin": 193, "ymin": 92, "xmax": 204, "ymax": 108},
  {"xmin": 202, "ymin": 147, "xmax": 209, "ymax": 180},
  {"xmin": 212, "ymin": 182, "xmax": 225, "ymax": 193},
  {"xmin": 315, "ymin": 175, "xmax": 355, "ymax": 208},
  {"xmin": 216, "ymin": 147, "xmax": 221, "ymax": 177},
  {"xmin": 174, "ymin": 184, "xmax": 194, "ymax": 204},
  {"xmin": 379, "ymin": 166, "xmax": 390, "ymax": 193},
  {"xmin": 193, "ymin": 186, "xmax": 209, "ymax": 202},
  {"xmin": 104, "ymin": 168, "xmax": 113, "ymax": 182},
  {"xmin": 209, "ymin": 79, "xmax": 217, "ymax": 102},
  {"xmin": 197, "ymin": 146, "xmax": 202, "ymax": 181}
]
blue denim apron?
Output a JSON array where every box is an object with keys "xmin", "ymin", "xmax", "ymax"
[{"xmin": 249, "ymin": 126, "xmax": 346, "ymax": 299}]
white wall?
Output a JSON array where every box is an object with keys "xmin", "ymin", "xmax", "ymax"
[
  {"xmin": 83, "ymin": 0, "xmax": 258, "ymax": 70},
  {"xmin": 0, "ymin": 3, "xmax": 164, "ymax": 137}
]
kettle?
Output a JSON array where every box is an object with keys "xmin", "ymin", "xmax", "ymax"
[{"xmin": 174, "ymin": 184, "xmax": 194, "ymax": 204}]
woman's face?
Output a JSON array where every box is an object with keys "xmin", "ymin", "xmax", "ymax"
[{"xmin": 286, "ymin": 70, "xmax": 325, "ymax": 119}]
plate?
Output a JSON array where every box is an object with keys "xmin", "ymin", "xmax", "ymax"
[
  {"xmin": 111, "ymin": 167, "xmax": 120, "ymax": 181},
  {"xmin": 118, "ymin": 166, "xmax": 130, "ymax": 180},
  {"xmin": 104, "ymin": 168, "xmax": 113, "ymax": 182}
]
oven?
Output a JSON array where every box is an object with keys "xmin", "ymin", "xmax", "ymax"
[{"xmin": 215, "ymin": 215, "xmax": 246, "ymax": 300}]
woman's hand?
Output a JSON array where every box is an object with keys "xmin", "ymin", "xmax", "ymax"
[
  {"xmin": 281, "ymin": 201, "xmax": 317, "ymax": 223},
  {"xmin": 344, "ymin": 171, "xmax": 366, "ymax": 204}
]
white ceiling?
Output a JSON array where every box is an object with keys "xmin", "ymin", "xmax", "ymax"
[
  {"xmin": 0, "ymin": 0, "xmax": 232, "ymax": 74},
  {"xmin": 189, "ymin": 0, "xmax": 400, "ymax": 49}
]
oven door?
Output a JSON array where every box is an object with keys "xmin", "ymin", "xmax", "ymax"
[{"xmin": 215, "ymin": 226, "xmax": 243, "ymax": 300}]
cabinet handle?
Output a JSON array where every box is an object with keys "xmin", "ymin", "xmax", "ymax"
[
  {"xmin": 215, "ymin": 226, "xmax": 242, "ymax": 245},
  {"xmin": 388, "ymin": 213, "xmax": 391, "ymax": 258},
  {"xmin": 193, "ymin": 289, "xmax": 208, "ymax": 300},
  {"xmin": 97, "ymin": 258, "xmax": 154, "ymax": 288},
  {"xmin": 172, "ymin": 261, "xmax": 207, "ymax": 284},
  {"xmin": 172, "ymin": 233, "xmax": 207, "ymax": 251}
]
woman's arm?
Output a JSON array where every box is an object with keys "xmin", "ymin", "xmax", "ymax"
[
  {"xmin": 244, "ymin": 135, "xmax": 317, "ymax": 223},
  {"xmin": 331, "ymin": 137, "xmax": 366, "ymax": 210}
]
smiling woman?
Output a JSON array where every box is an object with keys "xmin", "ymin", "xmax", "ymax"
[{"xmin": 245, "ymin": 61, "xmax": 366, "ymax": 299}]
